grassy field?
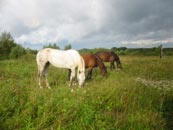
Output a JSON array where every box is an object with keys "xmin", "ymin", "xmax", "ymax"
[{"xmin": 0, "ymin": 54, "xmax": 173, "ymax": 130}]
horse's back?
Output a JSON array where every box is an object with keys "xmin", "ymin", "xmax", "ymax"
[
  {"xmin": 96, "ymin": 51, "xmax": 111, "ymax": 62},
  {"xmin": 81, "ymin": 54, "xmax": 97, "ymax": 68},
  {"xmin": 36, "ymin": 48, "xmax": 83, "ymax": 69}
]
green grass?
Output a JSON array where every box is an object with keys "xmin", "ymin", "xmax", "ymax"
[{"xmin": 0, "ymin": 54, "xmax": 173, "ymax": 130}]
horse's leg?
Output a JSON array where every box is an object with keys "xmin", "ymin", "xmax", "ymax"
[
  {"xmin": 110, "ymin": 61, "xmax": 115, "ymax": 70},
  {"xmin": 44, "ymin": 62, "xmax": 51, "ymax": 89},
  {"xmin": 86, "ymin": 69, "xmax": 90, "ymax": 79},
  {"xmin": 69, "ymin": 68, "xmax": 75, "ymax": 87},
  {"xmin": 110, "ymin": 62, "xmax": 113, "ymax": 70},
  {"xmin": 87, "ymin": 68, "xmax": 93, "ymax": 79},
  {"xmin": 38, "ymin": 69, "xmax": 42, "ymax": 88},
  {"xmin": 112, "ymin": 61, "xmax": 115, "ymax": 69},
  {"xmin": 37, "ymin": 64, "xmax": 45, "ymax": 89},
  {"xmin": 68, "ymin": 69, "xmax": 71, "ymax": 81},
  {"xmin": 89, "ymin": 68, "xmax": 93, "ymax": 79}
]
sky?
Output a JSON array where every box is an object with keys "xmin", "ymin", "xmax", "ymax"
[{"xmin": 0, "ymin": 0, "xmax": 173, "ymax": 50}]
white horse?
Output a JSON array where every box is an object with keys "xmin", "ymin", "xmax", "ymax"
[{"xmin": 36, "ymin": 48, "xmax": 85, "ymax": 89}]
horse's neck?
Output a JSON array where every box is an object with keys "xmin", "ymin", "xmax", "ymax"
[
  {"xmin": 114, "ymin": 55, "xmax": 120, "ymax": 64},
  {"xmin": 112, "ymin": 53, "xmax": 119, "ymax": 62},
  {"xmin": 78, "ymin": 56, "xmax": 85, "ymax": 72},
  {"xmin": 95, "ymin": 55, "xmax": 106, "ymax": 71}
]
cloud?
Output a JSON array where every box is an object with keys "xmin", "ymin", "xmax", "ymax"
[
  {"xmin": 0, "ymin": 0, "xmax": 173, "ymax": 49},
  {"xmin": 122, "ymin": 38, "xmax": 173, "ymax": 47}
]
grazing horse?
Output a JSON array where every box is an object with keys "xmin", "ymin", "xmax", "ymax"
[
  {"xmin": 68, "ymin": 53, "xmax": 107, "ymax": 79},
  {"xmin": 82, "ymin": 53, "xmax": 107, "ymax": 79},
  {"xmin": 36, "ymin": 48, "xmax": 85, "ymax": 89},
  {"xmin": 96, "ymin": 51, "xmax": 122, "ymax": 70}
]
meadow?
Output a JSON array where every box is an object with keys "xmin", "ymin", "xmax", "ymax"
[{"xmin": 0, "ymin": 53, "xmax": 173, "ymax": 130}]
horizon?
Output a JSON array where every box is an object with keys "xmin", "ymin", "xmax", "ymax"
[{"xmin": 21, "ymin": 42, "xmax": 173, "ymax": 51}]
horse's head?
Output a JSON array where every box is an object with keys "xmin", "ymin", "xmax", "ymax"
[
  {"xmin": 78, "ymin": 70, "xmax": 85, "ymax": 86},
  {"xmin": 77, "ymin": 56, "xmax": 86, "ymax": 87},
  {"xmin": 113, "ymin": 53, "xmax": 122, "ymax": 70},
  {"xmin": 101, "ymin": 66, "xmax": 107, "ymax": 77},
  {"xmin": 117, "ymin": 61, "xmax": 122, "ymax": 70}
]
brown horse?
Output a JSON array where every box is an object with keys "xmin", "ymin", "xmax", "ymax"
[
  {"xmin": 82, "ymin": 53, "xmax": 107, "ymax": 79},
  {"xmin": 68, "ymin": 53, "xmax": 107, "ymax": 80},
  {"xmin": 96, "ymin": 51, "xmax": 122, "ymax": 70}
]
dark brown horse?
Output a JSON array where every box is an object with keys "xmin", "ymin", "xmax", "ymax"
[
  {"xmin": 96, "ymin": 51, "xmax": 122, "ymax": 70},
  {"xmin": 68, "ymin": 53, "xmax": 107, "ymax": 80},
  {"xmin": 82, "ymin": 53, "xmax": 107, "ymax": 79}
]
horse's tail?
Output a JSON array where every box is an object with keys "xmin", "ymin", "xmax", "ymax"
[{"xmin": 95, "ymin": 54, "xmax": 107, "ymax": 76}]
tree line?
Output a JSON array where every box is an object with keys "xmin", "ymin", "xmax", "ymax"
[
  {"xmin": 0, "ymin": 31, "xmax": 172, "ymax": 60},
  {"xmin": 79, "ymin": 46, "xmax": 173, "ymax": 56},
  {"xmin": 0, "ymin": 32, "xmax": 25, "ymax": 60},
  {"xmin": 0, "ymin": 32, "xmax": 72, "ymax": 60}
]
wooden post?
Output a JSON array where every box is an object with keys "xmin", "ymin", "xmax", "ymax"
[{"xmin": 160, "ymin": 45, "xmax": 163, "ymax": 60}]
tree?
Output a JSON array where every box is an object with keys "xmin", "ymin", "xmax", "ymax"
[
  {"xmin": 0, "ymin": 32, "xmax": 16, "ymax": 59},
  {"xmin": 111, "ymin": 47, "xmax": 117, "ymax": 51},
  {"xmin": 9, "ymin": 45, "xmax": 26, "ymax": 59},
  {"xmin": 43, "ymin": 43, "xmax": 60, "ymax": 49},
  {"xmin": 64, "ymin": 44, "xmax": 72, "ymax": 50}
]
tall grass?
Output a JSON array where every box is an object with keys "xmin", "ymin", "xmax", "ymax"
[{"xmin": 0, "ymin": 55, "xmax": 173, "ymax": 130}]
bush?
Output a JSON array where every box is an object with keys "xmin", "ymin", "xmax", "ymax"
[{"xmin": 9, "ymin": 45, "xmax": 26, "ymax": 59}]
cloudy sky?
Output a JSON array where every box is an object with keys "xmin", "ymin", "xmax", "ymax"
[{"xmin": 0, "ymin": 0, "xmax": 173, "ymax": 49}]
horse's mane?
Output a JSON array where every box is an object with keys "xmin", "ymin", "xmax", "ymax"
[{"xmin": 94, "ymin": 54, "xmax": 107, "ymax": 73}]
